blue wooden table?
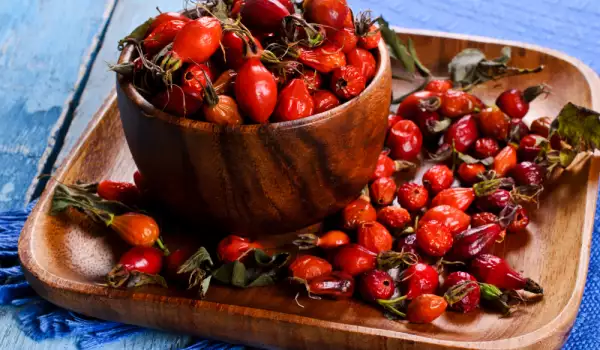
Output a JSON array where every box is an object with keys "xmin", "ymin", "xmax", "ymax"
[{"xmin": 1, "ymin": 0, "xmax": 599, "ymax": 348}]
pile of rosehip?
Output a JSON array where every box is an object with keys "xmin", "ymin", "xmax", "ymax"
[
  {"xmin": 285, "ymin": 81, "xmax": 552, "ymax": 323},
  {"xmin": 121, "ymin": 0, "xmax": 381, "ymax": 125}
]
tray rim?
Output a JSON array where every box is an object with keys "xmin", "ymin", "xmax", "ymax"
[{"xmin": 19, "ymin": 28, "xmax": 600, "ymax": 349}]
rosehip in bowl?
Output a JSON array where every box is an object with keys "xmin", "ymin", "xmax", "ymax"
[
  {"xmin": 493, "ymin": 145, "xmax": 518, "ymax": 177},
  {"xmin": 333, "ymin": 244, "xmax": 377, "ymax": 276},
  {"xmin": 312, "ymin": 90, "xmax": 340, "ymax": 114},
  {"xmin": 476, "ymin": 189, "xmax": 511, "ymax": 213},
  {"xmin": 507, "ymin": 206, "xmax": 530, "ymax": 233},
  {"xmin": 472, "ymin": 212, "xmax": 499, "ymax": 227},
  {"xmin": 330, "ymin": 65, "xmax": 366, "ymax": 100},
  {"xmin": 370, "ymin": 177, "xmax": 397, "ymax": 206},
  {"xmin": 401, "ymin": 263, "xmax": 439, "ymax": 299},
  {"xmin": 406, "ymin": 294, "xmax": 447, "ymax": 323},
  {"xmin": 518, "ymin": 134, "xmax": 546, "ymax": 162},
  {"xmin": 342, "ymin": 196, "xmax": 377, "ymax": 230}
]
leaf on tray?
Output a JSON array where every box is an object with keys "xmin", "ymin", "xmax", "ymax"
[
  {"xmin": 449, "ymin": 46, "xmax": 544, "ymax": 91},
  {"xmin": 550, "ymin": 102, "xmax": 600, "ymax": 153},
  {"xmin": 212, "ymin": 250, "xmax": 291, "ymax": 288},
  {"xmin": 178, "ymin": 247, "xmax": 215, "ymax": 298}
]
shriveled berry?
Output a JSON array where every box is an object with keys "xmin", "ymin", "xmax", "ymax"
[
  {"xmin": 357, "ymin": 221, "xmax": 393, "ymax": 253},
  {"xmin": 507, "ymin": 206, "xmax": 530, "ymax": 233},
  {"xmin": 422, "ymin": 165, "xmax": 454, "ymax": 194},
  {"xmin": 397, "ymin": 183, "xmax": 429, "ymax": 212},
  {"xmin": 472, "ymin": 212, "xmax": 498, "ymax": 227},
  {"xmin": 416, "ymin": 220, "xmax": 453, "ymax": 257},
  {"xmin": 359, "ymin": 270, "xmax": 395, "ymax": 302},
  {"xmin": 474, "ymin": 138, "xmax": 500, "ymax": 158},
  {"xmin": 377, "ymin": 206, "xmax": 411, "ymax": 230},
  {"xmin": 370, "ymin": 177, "xmax": 397, "ymax": 206},
  {"xmin": 511, "ymin": 161, "xmax": 544, "ymax": 186},
  {"xmin": 457, "ymin": 163, "xmax": 485, "ymax": 185}
]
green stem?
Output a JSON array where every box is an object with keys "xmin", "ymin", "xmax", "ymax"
[{"xmin": 156, "ymin": 237, "xmax": 170, "ymax": 256}]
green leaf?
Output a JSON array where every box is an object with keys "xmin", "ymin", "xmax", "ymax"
[
  {"xmin": 118, "ymin": 18, "xmax": 154, "ymax": 50},
  {"xmin": 376, "ymin": 17, "xmax": 416, "ymax": 74},
  {"xmin": 177, "ymin": 247, "xmax": 214, "ymax": 296},
  {"xmin": 552, "ymin": 102, "xmax": 600, "ymax": 152},
  {"xmin": 407, "ymin": 37, "xmax": 431, "ymax": 77},
  {"xmin": 211, "ymin": 251, "xmax": 290, "ymax": 288},
  {"xmin": 448, "ymin": 48, "xmax": 485, "ymax": 86}
]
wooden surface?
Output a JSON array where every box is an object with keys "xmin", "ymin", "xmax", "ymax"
[
  {"xmin": 3, "ymin": 0, "xmax": 600, "ymax": 349},
  {"xmin": 19, "ymin": 30, "xmax": 600, "ymax": 349},
  {"xmin": 116, "ymin": 40, "xmax": 390, "ymax": 235}
]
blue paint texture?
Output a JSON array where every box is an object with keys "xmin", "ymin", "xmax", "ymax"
[{"xmin": 0, "ymin": 0, "xmax": 113, "ymax": 210}]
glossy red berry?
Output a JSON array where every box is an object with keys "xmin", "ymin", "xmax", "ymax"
[
  {"xmin": 421, "ymin": 205, "xmax": 471, "ymax": 237},
  {"xmin": 289, "ymin": 255, "xmax": 333, "ymax": 281},
  {"xmin": 444, "ymin": 115, "xmax": 479, "ymax": 153},
  {"xmin": 307, "ymin": 271, "xmax": 355, "ymax": 299},
  {"xmin": 377, "ymin": 206, "xmax": 411, "ymax": 230},
  {"xmin": 477, "ymin": 107, "xmax": 510, "ymax": 140},
  {"xmin": 401, "ymin": 263, "xmax": 439, "ymax": 299},
  {"xmin": 386, "ymin": 120, "xmax": 423, "ymax": 161},
  {"xmin": 440, "ymin": 90, "xmax": 476, "ymax": 118},
  {"xmin": 330, "ymin": 65, "xmax": 366, "ymax": 100},
  {"xmin": 476, "ymin": 189, "xmax": 511, "ymax": 213},
  {"xmin": 511, "ymin": 161, "xmax": 545, "ymax": 186},
  {"xmin": 471, "ymin": 212, "xmax": 499, "ymax": 227},
  {"xmin": 431, "ymin": 187, "xmax": 475, "ymax": 212},
  {"xmin": 342, "ymin": 197, "xmax": 377, "ymax": 230},
  {"xmin": 359, "ymin": 270, "xmax": 395, "ymax": 302},
  {"xmin": 406, "ymin": 294, "xmax": 448, "ymax": 323},
  {"xmin": 217, "ymin": 235, "xmax": 263, "ymax": 263},
  {"xmin": 457, "ymin": 163, "xmax": 485, "ymax": 185},
  {"xmin": 333, "ymin": 244, "xmax": 377, "ymax": 276},
  {"xmin": 425, "ymin": 79, "xmax": 453, "ymax": 93},
  {"xmin": 422, "ymin": 165, "xmax": 454, "ymax": 194},
  {"xmin": 496, "ymin": 85, "xmax": 548, "ymax": 119},
  {"xmin": 474, "ymin": 138, "xmax": 500, "ymax": 158},
  {"xmin": 370, "ymin": 177, "xmax": 397, "ymax": 206},
  {"xmin": 312, "ymin": 90, "xmax": 340, "ymax": 114},
  {"xmin": 396, "ymin": 91, "xmax": 440, "ymax": 121},
  {"xmin": 518, "ymin": 134, "xmax": 546, "ymax": 162},
  {"xmin": 357, "ymin": 221, "xmax": 393, "ymax": 253},
  {"xmin": 493, "ymin": 145, "xmax": 518, "ymax": 177},
  {"xmin": 397, "ymin": 183, "xmax": 429, "ymax": 212},
  {"xmin": 416, "ymin": 220, "xmax": 453, "ymax": 257},
  {"xmin": 387, "ymin": 113, "xmax": 403, "ymax": 129},
  {"xmin": 118, "ymin": 246, "xmax": 164, "ymax": 275},
  {"xmin": 346, "ymin": 47, "xmax": 376, "ymax": 80}
]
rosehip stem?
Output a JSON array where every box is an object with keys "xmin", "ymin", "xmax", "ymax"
[
  {"xmin": 473, "ymin": 177, "xmax": 515, "ymax": 197},
  {"xmin": 377, "ymin": 250, "xmax": 419, "ymax": 270},
  {"xmin": 377, "ymin": 296, "xmax": 407, "ymax": 318},
  {"xmin": 394, "ymin": 160, "xmax": 417, "ymax": 172},
  {"xmin": 292, "ymin": 233, "xmax": 319, "ymax": 249},
  {"xmin": 155, "ymin": 237, "xmax": 170, "ymax": 256},
  {"xmin": 523, "ymin": 84, "xmax": 550, "ymax": 103}
]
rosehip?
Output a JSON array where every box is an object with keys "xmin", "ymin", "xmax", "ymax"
[
  {"xmin": 416, "ymin": 220, "xmax": 453, "ymax": 257},
  {"xmin": 440, "ymin": 90, "xmax": 476, "ymax": 118},
  {"xmin": 496, "ymin": 85, "xmax": 548, "ymax": 119},
  {"xmin": 397, "ymin": 183, "xmax": 429, "ymax": 212},
  {"xmin": 472, "ymin": 212, "xmax": 499, "ymax": 227},
  {"xmin": 357, "ymin": 221, "xmax": 393, "ymax": 253},
  {"xmin": 359, "ymin": 270, "xmax": 395, "ymax": 302},
  {"xmin": 507, "ymin": 206, "xmax": 530, "ymax": 233},
  {"xmin": 442, "ymin": 272, "xmax": 480, "ymax": 313},
  {"xmin": 370, "ymin": 177, "xmax": 397, "ymax": 206},
  {"xmin": 386, "ymin": 120, "xmax": 423, "ymax": 161},
  {"xmin": 401, "ymin": 263, "xmax": 439, "ymax": 299},
  {"xmin": 511, "ymin": 161, "xmax": 545, "ymax": 186},
  {"xmin": 330, "ymin": 65, "xmax": 366, "ymax": 100},
  {"xmin": 425, "ymin": 79, "xmax": 453, "ymax": 93},
  {"xmin": 518, "ymin": 134, "xmax": 546, "ymax": 162},
  {"xmin": 395, "ymin": 233, "xmax": 420, "ymax": 257},
  {"xmin": 307, "ymin": 271, "xmax": 355, "ymax": 299},
  {"xmin": 431, "ymin": 187, "xmax": 475, "ymax": 212},
  {"xmin": 293, "ymin": 230, "xmax": 350, "ymax": 250},
  {"xmin": 457, "ymin": 163, "xmax": 485, "ymax": 185},
  {"xmin": 444, "ymin": 115, "xmax": 479, "ymax": 153},
  {"xmin": 474, "ymin": 138, "xmax": 500, "ymax": 158},
  {"xmin": 407, "ymin": 294, "xmax": 447, "ymax": 323},
  {"xmin": 333, "ymin": 244, "xmax": 376, "ymax": 276},
  {"xmin": 509, "ymin": 118, "xmax": 530, "ymax": 142},
  {"xmin": 377, "ymin": 206, "xmax": 411, "ymax": 230},
  {"xmin": 493, "ymin": 145, "xmax": 518, "ymax": 177},
  {"xmin": 471, "ymin": 254, "xmax": 543, "ymax": 293},
  {"xmin": 477, "ymin": 107, "xmax": 510, "ymax": 140},
  {"xmin": 342, "ymin": 196, "xmax": 377, "ymax": 230},
  {"xmin": 289, "ymin": 255, "xmax": 333, "ymax": 281},
  {"xmin": 422, "ymin": 165, "xmax": 454, "ymax": 194},
  {"xmin": 396, "ymin": 91, "xmax": 440, "ymax": 121},
  {"xmin": 476, "ymin": 189, "xmax": 511, "ymax": 213},
  {"xmin": 387, "ymin": 113, "xmax": 403, "ymax": 129},
  {"xmin": 217, "ymin": 235, "xmax": 263, "ymax": 263},
  {"xmin": 421, "ymin": 205, "xmax": 471, "ymax": 237}
]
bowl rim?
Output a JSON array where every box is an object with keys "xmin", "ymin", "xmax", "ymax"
[{"xmin": 117, "ymin": 33, "xmax": 391, "ymax": 132}]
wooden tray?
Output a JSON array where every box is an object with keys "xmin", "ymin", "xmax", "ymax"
[{"xmin": 19, "ymin": 29, "xmax": 600, "ymax": 349}]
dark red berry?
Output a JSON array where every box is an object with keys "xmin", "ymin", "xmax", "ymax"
[
  {"xmin": 496, "ymin": 85, "xmax": 548, "ymax": 119},
  {"xmin": 395, "ymin": 233, "xmax": 420, "ymax": 258},
  {"xmin": 416, "ymin": 220, "xmax": 453, "ymax": 257},
  {"xmin": 474, "ymin": 138, "xmax": 500, "ymax": 158},
  {"xmin": 511, "ymin": 161, "xmax": 545, "ymax": 186},
  {"xmin": 386, "ymin": 120, "xmax": 423, "ymax": 161},
  {"xmin": 442, "ymin": 271, "xmax": 480, "ymax": 313},
  {"xmin": 476, "ymin": 189, "xmax": 511, "ymax": 213},
  {"xmin": 472, "ymin": 212, "xmax": 498, "ymax": 227},
  {"xmin": 507, "ymin": 206, "xmax": 530, "ymax": 233},
  {"xmin": 477, "ymin": 107, "xmax": 510, "ymax": 140},
  {"xmin": 422, "ymin": 165, "xmax": 454, "ymax": 194},
  {"xmin": 444, "ymin": 115, "xmax": 479, "ymax": 153},
  {"xmin": 518, "ymin": 134, "xmax": 546, "ymax": 162}
]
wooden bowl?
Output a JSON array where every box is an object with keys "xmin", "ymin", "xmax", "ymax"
[
  {"xmin": 19, "ymin": 28, "xmax": 600, "ymax": 350},
  {"xmin": 115, "ymin": 41, "xmax": 392, "ymax": 235}
]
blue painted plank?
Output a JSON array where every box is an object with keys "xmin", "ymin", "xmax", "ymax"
[{"xmin": 0, "ymin": 0, "xmax": 115, "ymax": 210}]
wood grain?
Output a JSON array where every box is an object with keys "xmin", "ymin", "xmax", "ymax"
[
  {"xmin": 19, "ymin": 30, "xmax": 600, "ymax": 349},
  {"xmin": 116, "ymin": 40, "xmax": 392, "ymax": 236}
]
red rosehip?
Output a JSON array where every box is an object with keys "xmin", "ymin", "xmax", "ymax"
[
  {"xmin": 422, "ymin": 165, "xmax": 454, "ymax": 194},
  {"xmin": 457, "ymin": 163, "xmax": 485, "ymax": 185},
  {"xmin": 370, "ymin": 177, "xmax": 397, "ymax": 206},
  {"xmin": 397, "ymin": 183, "xmax": 429, "ymax": 212},
  {"xmin": 474, "ymin": 138, "xmax": 500, "ymax": 158},
  {"xmin": 359, "ymin": 270, "xmax": 395, "ymax": 302},
  {"xmin": 386, "ymin": 120, "xmax": 423, "ymax": 161},
  {"xmin": 357, "ymin": 221, "xmax": 393, "ymax": 253},
  {"xmin": 377, "ymin": 206, "xmax": 411, "ymax": 230},
  {"xmin": 442, "ymin": 271, "xmax": 480, "ymax": 313},
  {"xmin": 511, "ymin": 161, "xmax": 545, "ymax": 186},
  {"xmin": 416, "ymin": 220, "xmax": 453, "ymax": 257},
  {"xmin": 444, "ymin": 115, "xmax": 479, "ymax": 153}
]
